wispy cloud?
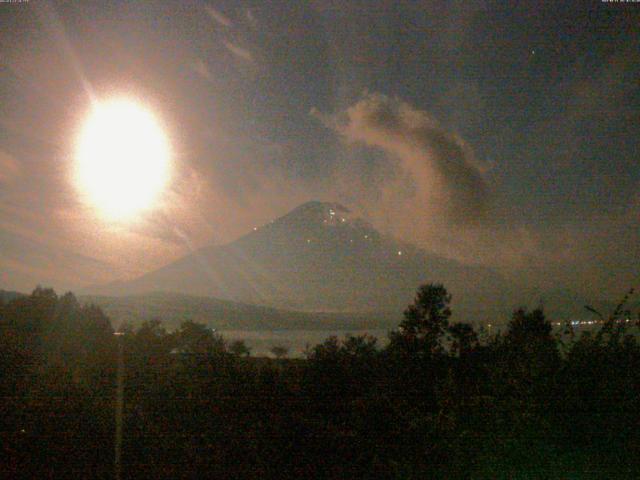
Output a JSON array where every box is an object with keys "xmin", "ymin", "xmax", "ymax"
[
  {"xmin": 204, "ymin": 5, "xmax": 232, "ymax": 28},
  {"xmin": 223, "ymin": 40, "xmax": 254, "ymax": 63},
  {"xmin": 190, "ymin": 59, "xmax": 214, "ymax": 82}
]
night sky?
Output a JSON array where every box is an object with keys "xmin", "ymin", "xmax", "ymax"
[{"xmin": 0, "ymin": 0, "xmax": 638, "ymax": 299}]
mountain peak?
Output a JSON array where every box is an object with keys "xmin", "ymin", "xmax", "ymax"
[
  {"xmin": 285, "ymin": 201, "xmax": 350, "ymax": 218},
  {"xmin": 235, "ymin": 201, "xmax": 375, "ymax": 248},
  {"xmin": 267, "ymin": 201, "xmax": 355, "ymax": 231}
]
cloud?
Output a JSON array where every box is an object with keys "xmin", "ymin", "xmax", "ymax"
[
  {"xmin": 0, "ymin": 150, "xmax": 20, "ymax": 183},
  {"xmin": 204, "ymin": 5, "xmax": 232, "ymax": 28},
  {"xmin": 246, "ymin": 9, "xmax": 257, "ymax": 28},
  {"xmin": 201, "ymin": 5, "xmax": 256, "ymax": 65},
  {"xmin": 190, "ymin": 59, "xmax": 213, "ymax": 82},
  {"xmin": 315, "ymin": 92, "xmax": 489, "ymax": 225},
  {"xmin": 223, "ymin": 40, "xmax": 254, "ymax": 63}
]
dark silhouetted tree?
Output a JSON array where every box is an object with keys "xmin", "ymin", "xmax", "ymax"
[
  {"xmin": 389, "ymin": 283, "xmax": 452, "ymax": 356},
  {"xmin": 270, "ymin": 345, "xmax": 289, "ymax": 359},
  {"xmin": 230, "ymin": 339, "xmax": 251, "ymax": 357},
  {"xmin": 507, "ymin": 307, "xmax": 552, "ymax": 342},
  {"xmin": 172, "ymin": 320, "xmax": 226, "ymax": 355},
  {"xmin": 448, "ymin": 322, "xmax": 478, "ymax": 356}
]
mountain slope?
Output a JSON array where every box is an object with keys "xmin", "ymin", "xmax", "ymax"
[
  {"xmin": 80, "ymin": 291, "xmax": 398, "ymax": 331},
  {"xmin": 0, "ymin": 289, "xmax": 24, "ymax": 303},
  {"xmin": 87, "ymin": 201, "xmax": 511, "ymax": 319}
]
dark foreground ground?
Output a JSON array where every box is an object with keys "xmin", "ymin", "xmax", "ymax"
[{"xmin": 2, "ymin": 286, "xmax": 640, "ymax": 479}]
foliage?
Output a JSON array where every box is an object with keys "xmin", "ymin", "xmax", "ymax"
[
  {"xmin": 1, "ymin": 284, "xmax": 639, "ymax": 479},
  {"xmin": 270, "ymin": 344, "xmax": 290, "ymax": 359},
  {"xmin": 389, "ymin": 283, "xmax": 452, "ymax": 357},
  {"xmin": 229, "ymin": 339, "xmax": 251, "ymax": 357},
  {"xmin": 0, "ymin": 288, "xmax": 116, "ymax": 478},
  {"xmin": 448, "ymin": 321, "xmax": 478, "ymax": 356}
]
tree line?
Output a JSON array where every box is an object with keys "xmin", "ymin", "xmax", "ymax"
[{"xmin": 1, "ymin": 284, "xmax": 639, "ymax": 478}]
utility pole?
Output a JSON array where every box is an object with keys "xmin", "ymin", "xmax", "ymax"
[{"xmin": 114, "ymin": 332, "xmax": 125, "ymax": 480}]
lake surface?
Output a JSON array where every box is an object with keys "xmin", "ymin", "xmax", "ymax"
[{"xmin": 220, "ymin": 329, "xmax": 391, "ymax": 358}]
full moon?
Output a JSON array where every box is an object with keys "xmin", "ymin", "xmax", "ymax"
[{"xmin": 75, "ymin": 98, "xmax": 171, "ymax": 221}]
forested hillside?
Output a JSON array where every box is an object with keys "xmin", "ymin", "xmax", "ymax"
[{"xmin": 1, "ymin": 285, "xmax": 639, "ymax": 478}]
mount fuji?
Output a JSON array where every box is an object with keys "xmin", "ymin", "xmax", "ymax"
[{"xmin": 86, "ymin": 201, "xmax": 510, "ymax": 320}]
